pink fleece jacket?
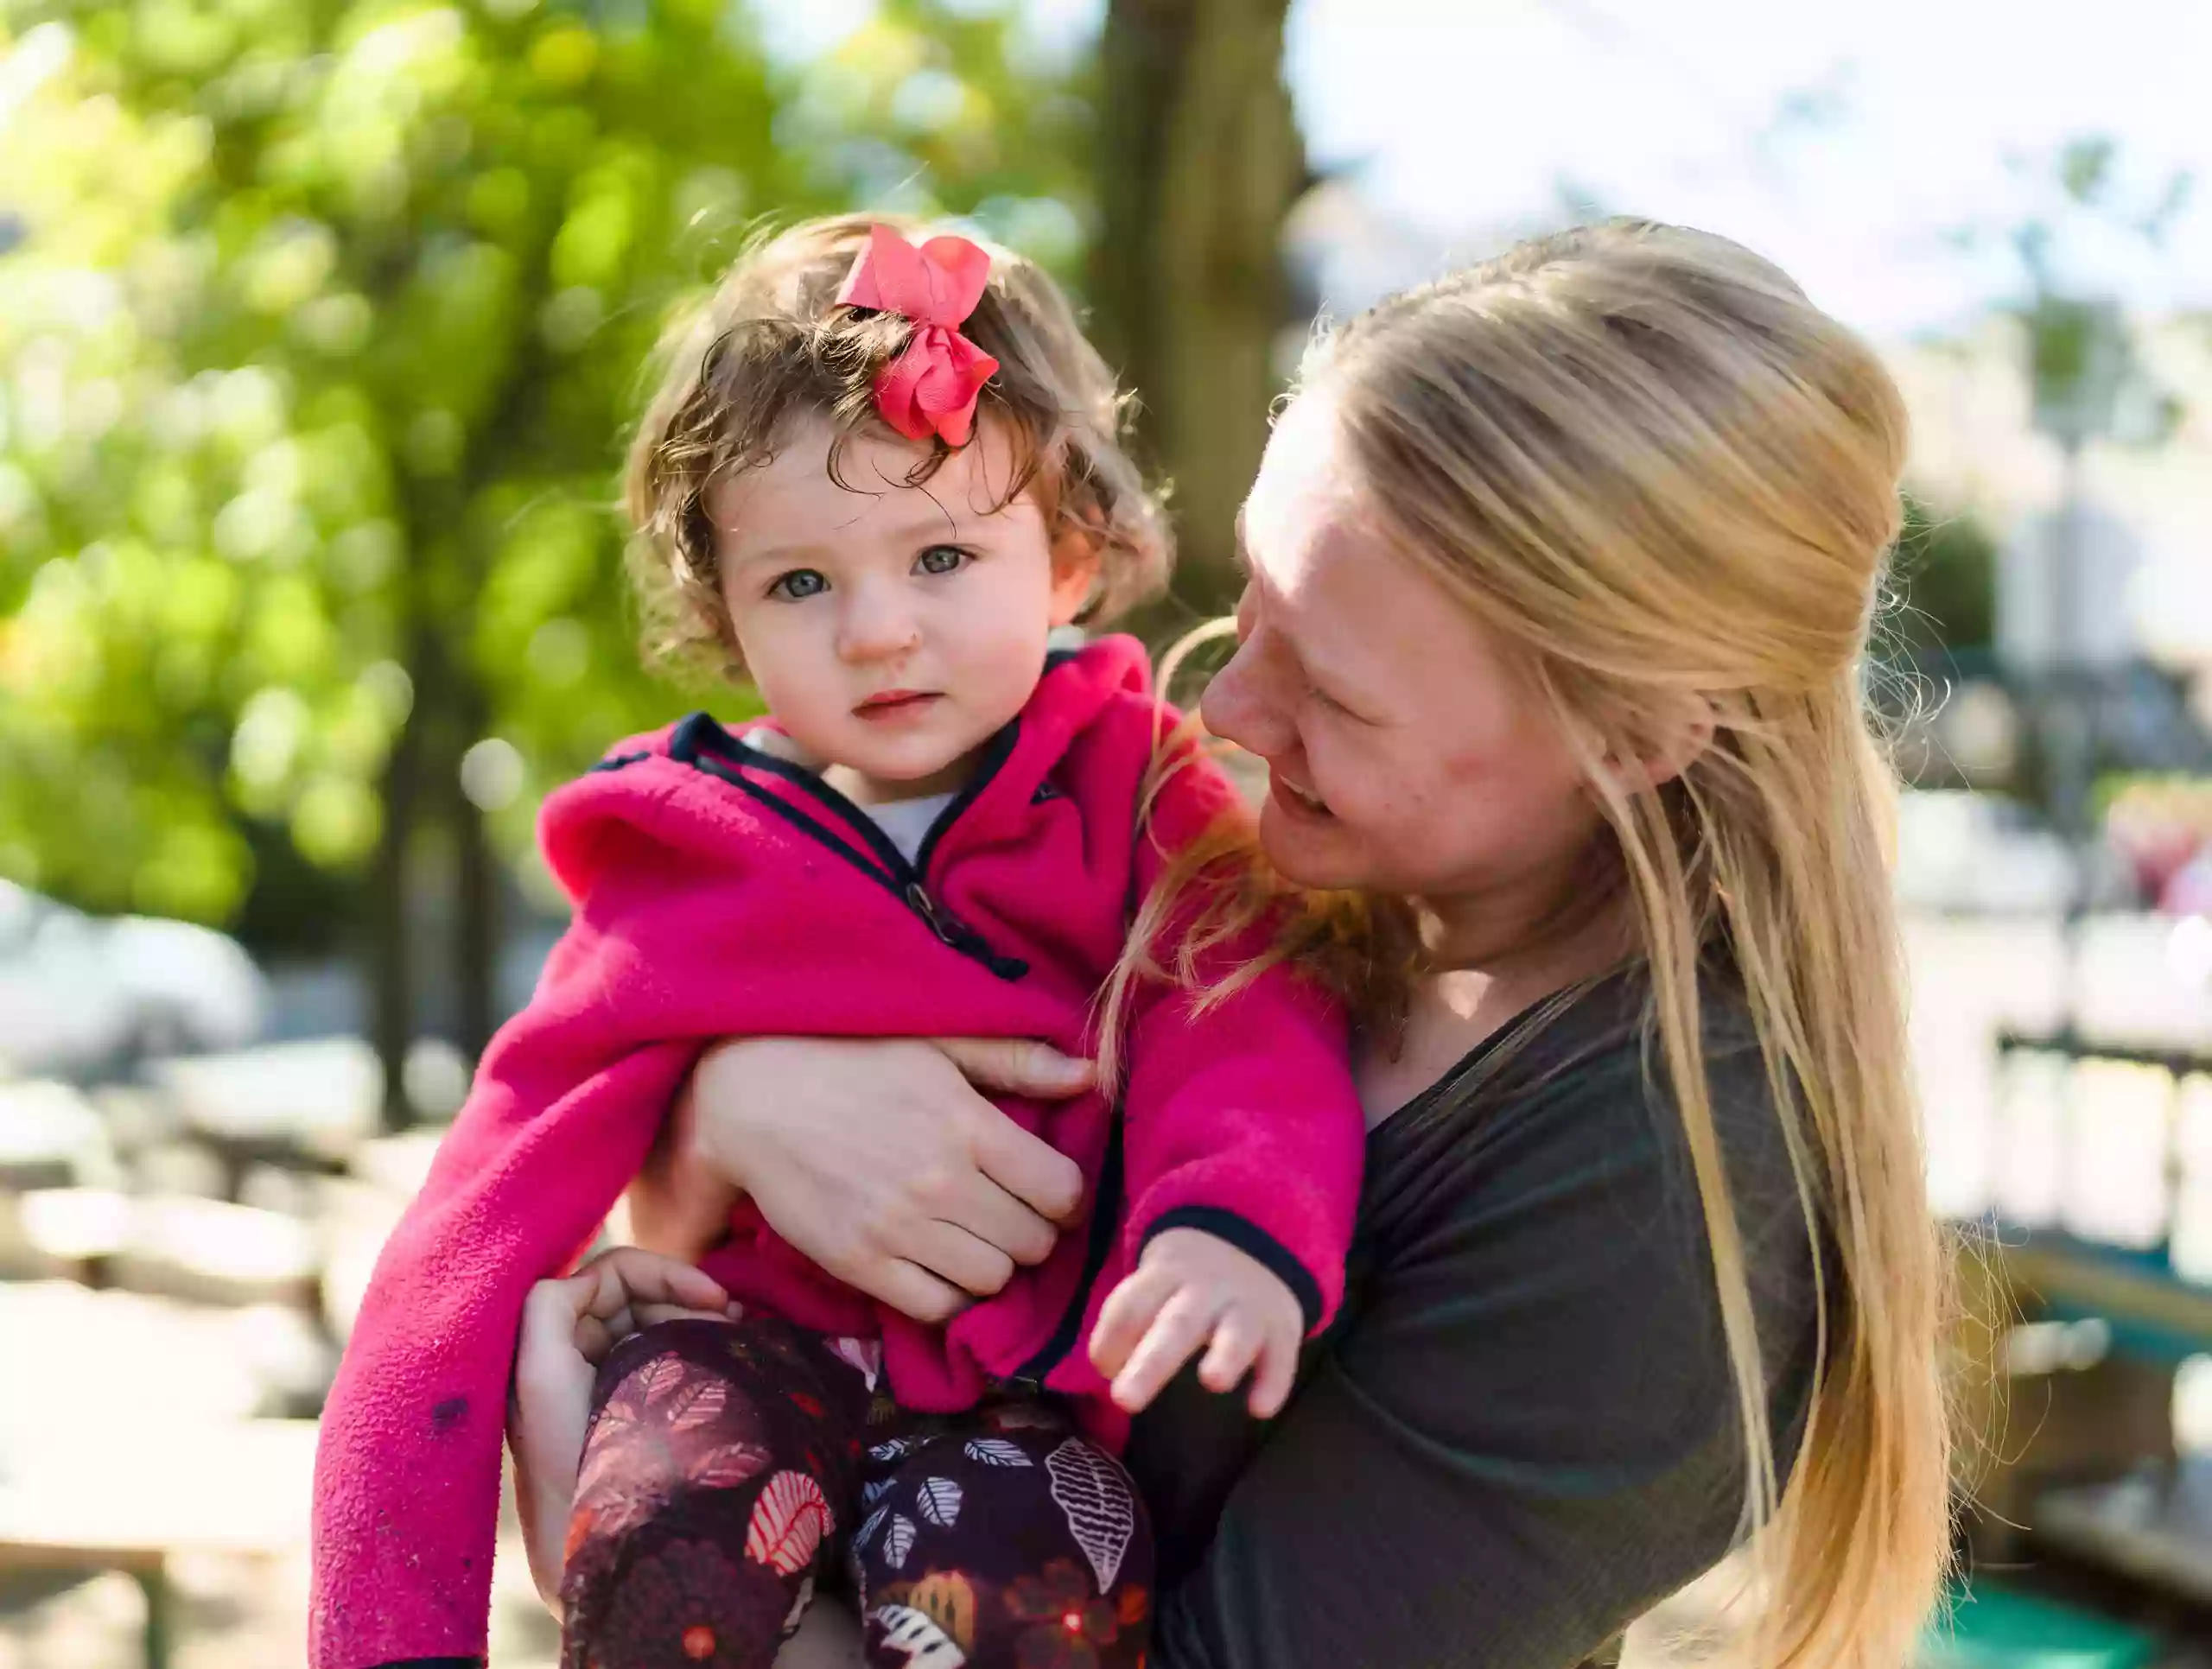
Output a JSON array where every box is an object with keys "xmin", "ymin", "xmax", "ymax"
[{"xmin": 308, "ymin": 635, "xmax": 1365, "ymax": 1669}]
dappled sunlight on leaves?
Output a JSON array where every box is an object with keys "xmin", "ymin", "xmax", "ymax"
[{"xmin": 0, "ymin": 0, "xmax": 1090, "ymax": 936}]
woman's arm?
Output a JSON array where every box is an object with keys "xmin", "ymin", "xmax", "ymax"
[
  {"xmin": 626, "ymin": 1034, "xmax": 1093, "ymax": 1321},
  {"xmin": 1138, "ymin": 1043, "xmax": 1821, "ymax": 1669}
]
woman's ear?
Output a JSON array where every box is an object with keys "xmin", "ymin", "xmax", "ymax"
[
  {"xmin": 1603, "ymin": 692, "xmax": 1716, "ymax": 794},
  {"xmin": 1047, "ymin": 525, "xmax": 1104, "ymax": 628}
]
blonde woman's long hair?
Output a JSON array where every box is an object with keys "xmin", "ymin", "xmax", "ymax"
[{"xmin": 1123, "ymin": 219, "xmax": 1954, "ymax": 1667}]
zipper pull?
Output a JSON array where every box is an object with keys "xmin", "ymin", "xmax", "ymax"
[
  {"xmin": 903, "ymin": 881, "xmax": 1029, "ymax": 981},
  {"xmin": 904, "ymin": 881, "xmax": 963, "ymax": 948}
]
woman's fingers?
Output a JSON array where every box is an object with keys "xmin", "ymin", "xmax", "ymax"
[
  {"xmin": 900, "ymin": 1218, "xmax": 1018, "ymax": 1299},
  {"xmin": 658, "ymin": 1035, "xmax": 1082, "ymax": 1323},
  {"xmin": 940, "ymin": 1172, "xmax": 1061, "ymax": 1268},
  {"xmin": 968, "ymin": 1111, "xmax": 1086, "ymax": 1226},
  {"xmin": 1110, "ymin": 1289, "xmax": 1224, "ymax": 1413},
  {"xmin": 934, "ymin": 1038, "xmax": 1089, "ymax": 1225},
  {"xmin": 933, "ymin": 1036, "xmax": 1091, "ymax": 1099},
  {"xmin": 871, "ymin": 1259, "xmax": 975, "ymax": 1328}
]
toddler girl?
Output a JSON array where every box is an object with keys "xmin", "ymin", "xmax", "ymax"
[{"xmin": 309, "ymin": 217, "xmax": 1364, "ymax": 1669}]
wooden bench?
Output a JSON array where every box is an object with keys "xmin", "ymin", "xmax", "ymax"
[
  {"xmin": 0, "ymin": 1417, "xmax": 316, "ymax": 1669},
  {"xmin": 1972, "ymin": 1028, "xmax": 2212, "ymax": 1621}
]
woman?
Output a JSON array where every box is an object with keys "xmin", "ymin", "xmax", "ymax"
[{"xmin": 513, "ymin": 219, "xmax": 1953, "ymax": 1668}]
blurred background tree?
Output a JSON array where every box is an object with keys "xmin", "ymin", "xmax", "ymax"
[
  {"xmin": 1092, "ymin": 0, "xmax": 1305, "ymax": 613},
  {"xmin": 0, "ymin": 0, "xmax": 1098, "ymax": 1120},
  {"xmin": 7, "ymin": 0, "xmax": 2094, "ymax": 1123},
  {"xmin": 1889, "ymin": 494, "xmax": 1999, "ymax": 663}
]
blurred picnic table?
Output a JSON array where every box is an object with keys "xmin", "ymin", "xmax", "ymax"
[
  {"xmin": 0, "ymin": 1416, "xmax": 317, "ymax": 1669},
  {"xmin": 144, "ymin": 1040, "xmax": 385, "ymax": 1202}
]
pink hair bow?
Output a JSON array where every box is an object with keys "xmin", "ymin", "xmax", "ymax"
[{"xmin": 836, "ymin": 225, "xmax": 1001, "ymax": 447}]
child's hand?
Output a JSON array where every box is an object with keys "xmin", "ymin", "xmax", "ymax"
[
  {"xmin": 507, "ymin": 1247, "xmax": 737, "ymax": 1613},
  {"xmin": 1088, "ymin": 1227, "xmax": 1304, "ymax": 1418}
]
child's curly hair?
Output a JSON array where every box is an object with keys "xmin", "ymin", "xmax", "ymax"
[{"xmin": 626, "ymin": 213, "xmax": 1173, "ymax": 676}]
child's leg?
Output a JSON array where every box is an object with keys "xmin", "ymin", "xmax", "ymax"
[
  {"xmin": 850, "ymin": 1402, "xmax": 1153, "ymax": 1669},
  {"xmin": 559, "ymin": 1316, "xmax": 874, "ymax": 1669}
]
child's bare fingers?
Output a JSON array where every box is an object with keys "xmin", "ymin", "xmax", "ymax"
[
  {"xmin": 587, "ymin": 1247, "xmax": 730, "ymax": 1315},
  {"xmin": 661, "ymin": 1262, "xmax": 731, "ymax": 1310},
  {"xmin": 574, "ymin": 1311, "xmax": 614, "ymax": 1361},
  {"xmin": 632, "ymin": 1302, "xmax": 738, "ymax": 1329},
  {"xmin": 575, "ymin": 1300, "xmax": 636, "ymax": 1361},
  {"xmin": 1197, "ymin": 1308, "xmax": 1263, "ymax": 1394},
  {"xmin": 1248, "ymin": 1326, "xmax": 1300, "ymax": 1418},
  {"xmin": 1088, "ymin": 1268, "xmax": 1174, "ymax": 1377},
  {"xmin": 1110, "ymin": 1292, "xmax": 1221, "ymax": 1413}
]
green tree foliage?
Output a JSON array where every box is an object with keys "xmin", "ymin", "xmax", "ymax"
[
  {"xmin": 0, "ymin": 0, "xmax": 1090, "ymax": 1103},
  {"xmin": 1888, "ymin": 493, "xmax": 1998, "ymax": 661},
  {"xmin": 1968, "ymin": 136, "xmax": 2190, "ymax": 450}
]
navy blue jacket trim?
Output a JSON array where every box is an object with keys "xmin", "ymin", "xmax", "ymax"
[
  {"xmin": 712, "ymin": 738, "xmax": 926, "ymax": 882},
  {"xmin": 1014, "ymin": 1107, "xmax": 1124, "ymax": 1383},
  {"xmin": 662, "ymin": 712, "xmax": 1021, "ymax": 888},
  {"xmin": 665, "ymin": 709, "xmax": 738, "ymax": 768},
  {"xmin": 688, "ymin": 753, "xmax": 903, "ymax": 897},
  {"xmin": 673, "ymin": 730, "xmax": 1028, "ymax": 981},
  {"xmin": 912, "ymin": 720, "xmax": 1019, "ymax": 874},
  {"xmin": 1141, "ymin": 1205, "xmax": 1325, "ymax": 1332}
]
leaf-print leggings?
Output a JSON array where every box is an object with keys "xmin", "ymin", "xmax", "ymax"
[{"xmin": 560, "ymin": 1316, "xmax": 1154, "ymax": 1669}]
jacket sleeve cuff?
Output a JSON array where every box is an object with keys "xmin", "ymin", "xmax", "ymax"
[{"xmin": 1141, "ymin": 1204, "xmax": 1327, "ymax": 1334}]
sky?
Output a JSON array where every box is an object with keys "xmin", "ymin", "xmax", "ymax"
[
  {"xmin": 1281, "ymin": 0, "xmax": 2212, "ymax": 338},
  {"xmin": 760, "ymin": 0, "xmax": 2212, "ymax": 342}
]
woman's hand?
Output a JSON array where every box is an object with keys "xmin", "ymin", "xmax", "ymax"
[
  {"xmin": 506, "ymin": 1247, "xmax": 737, "ymax": 1614},
  {"xmin": 626, "ymin": 1036, "xmax": 1092, "ymax": 1325}
]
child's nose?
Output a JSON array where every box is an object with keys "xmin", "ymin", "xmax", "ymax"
[{"xmin": 836, "ymin": 582, "xmax": 921, "ymax": 663}]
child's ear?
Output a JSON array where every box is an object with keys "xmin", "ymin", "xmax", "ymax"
[{"xmin": 1047, "ymin": 526, "xmax": 1103, "ymax": 628}]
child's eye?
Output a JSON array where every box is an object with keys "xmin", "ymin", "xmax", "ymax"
[
  {"xmin": 914, "ymin": 545, "xmax": 971, "ymax": 577},
  {"xmin": 768, "ymin": 569, "xmax": 829, "ymax": 600}
]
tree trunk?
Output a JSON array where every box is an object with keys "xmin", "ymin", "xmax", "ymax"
[
  {"xmin": 368, "ymin": 621, "xmax": 432, "ymax": 1131},
  {"xmin": 451, "ymin": 682, "xmax": 499, "ymax": 1065},
  {"xmin": 1094, "ymin": 0, "xmax": 1306, "ymax": 616}
]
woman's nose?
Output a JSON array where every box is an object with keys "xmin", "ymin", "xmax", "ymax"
[
  {"xmin": 836, "ymin": 581, "xmax": 920, "ymax": 663},
  {"xmin": 1200, "ymin": 638, "xmax": 1288, "ymax": 759}
]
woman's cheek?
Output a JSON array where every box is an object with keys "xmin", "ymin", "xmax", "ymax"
[
  {"xmin": 1303, "ymin": 731, "xmax": 1366, "ymax": 814},
  {"xmin": 1326, "ymin": 744, "xmax": 1433, "ymax": 854}
]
